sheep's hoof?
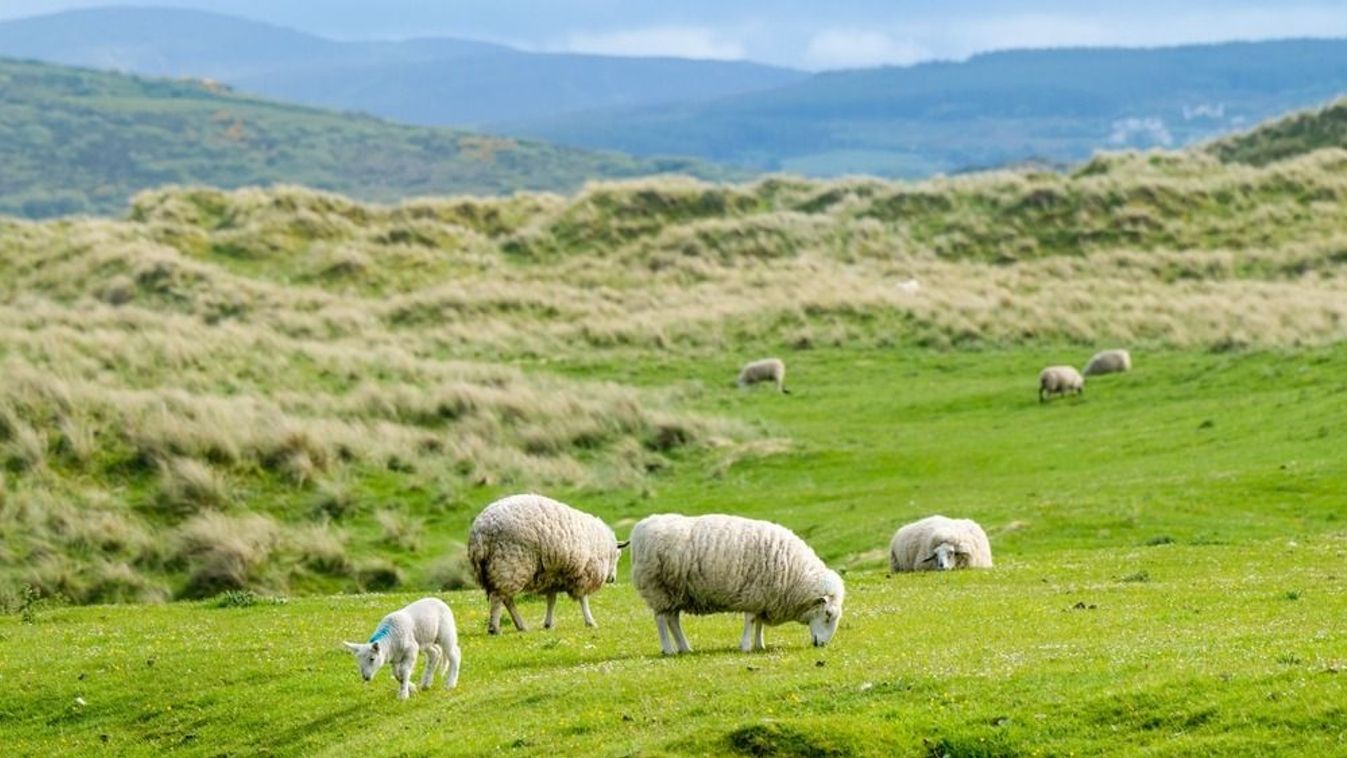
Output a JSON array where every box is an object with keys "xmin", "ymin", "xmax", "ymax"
[{"xmin": 487, "ymin": 627, "xmax": 500, "ymax": 636}]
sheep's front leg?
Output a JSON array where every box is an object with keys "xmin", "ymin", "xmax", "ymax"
[
  {"xmin": 753, "ymin": 618, "xmax": 766, "ymax": 651},
  {"xmin": 420, "ymin": 644, "xmax": 440, "ymax": 690},
  {"xmin": 655, "ymin": 613, "xmax": 677, "ymax": 655},
  {"xmin": 580, "ymin": 595, "xmax": 596, "ymax": 628},
  {"xmin": 395, "ymin": 646, "xmax": 418, "ymax": 700},
  {"xmin": 503, "ymin": 597, "xmax": 528, "ymax": 631},
  {"xmin": 740, "ymin": 613, "xmax": 755, "ymax": 652},
  {"xmin": 543, "ymin": 593, "xmax": 557, "ymax": 629},
  {"xmin": 668, "ymin": 611, "xmax": 692, "ymax": 654}
]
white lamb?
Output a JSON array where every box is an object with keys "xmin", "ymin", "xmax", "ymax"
[
  {"xmin": 1083, "ymin": 348, "xmax": 1132, "ymax": 376},
  {"xmin": 889, "ymin": 515, "xmax": 993, "ymax": 572},
  {"xmin": 629, "ymin": 513, "xmax": 844, "ymax": 654},
  {"xmin": 467, "ymin": 493, "xmax": 626, "ymax": 634},
  {"xmin": 737, "ymin": 357, "xmax": 789, "ymax": 394},
  {"xmin": 1039, "ymin": 365, "xmax": 1084, "ymax": 402},
  {"xmin": 343, "ymin": 597, "xmax": 461, "ymax": 700}
]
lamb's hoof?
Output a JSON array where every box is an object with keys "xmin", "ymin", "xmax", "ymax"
[
  {"xmin": 487, "ymin": 627, "xmax": 500, "ymax": 636},
  {"xmin": 543, "ymin": 622, "xmax": 553, "ymax": 630}
]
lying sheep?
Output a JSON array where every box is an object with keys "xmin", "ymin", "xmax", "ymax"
[
  {"xmin": 343, "ymin": 597, "xmax": 461, "ymax": 700},
  {"xmin": 737, "ymin": 357, "xmax": 789, "ymax": 394},
  {"xmin": 1083, "ymin": 348, "xmax": 1132, "ymax": 376},
  {"xmin": 1039, "ymin": 365, "xmax": 1084, "ymax": 402},
  {"xmin": 467, "ymin": 493, "xmax": 627, "ymax": 634},
  {"xmin": 630, "ymin": 513, "xmax": 844, "ymax": 654},
  {"xmin": 889, "ymin": 515, "xmax": 993, "ymax": 572}
]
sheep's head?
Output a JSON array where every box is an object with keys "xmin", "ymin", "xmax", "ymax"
[
  {"xmin": 801, "ymin": 571, "xmax": 845, "ymax": 647},
  {"xmin": 607, "ymin": 539, "xmax": 630, "ymax": 584},
  {"xmin": 343, "ymin": 640, "xmax": 388, "ymax": 682},
  {"xmin": 922, "ymin": 542, "xmax": 970, "ymax": 571}
]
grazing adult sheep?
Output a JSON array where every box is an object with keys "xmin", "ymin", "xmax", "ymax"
[
  {"xmin": 343, "ymin": 597, "xmax": 461, "ymax": 700},
  {"xmin": 737, "ymin": 357, "xmax": 789, "ymax": 394},
  {"xmin": 629, "ymin": 513, "xmax": 844, "ymax": 654},
  {"xmin": 1039, "ymin": 365, "xmax": 1084, "ymax": 402},
  {"xmin": 467, "ymin": 493, "xmax": 627, "ymax": 634},
  {"xmin": 889, "ymin": 515, "xmax": 993, "ymax": 572},
  {"xmin": 1083, "ymin": 348, "xmax": 1132, "ymax": 376}
]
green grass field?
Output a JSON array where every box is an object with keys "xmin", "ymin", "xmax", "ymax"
[{"xmin": 5, "ymin": 344, "xmax": 1346, "ymax": 756}]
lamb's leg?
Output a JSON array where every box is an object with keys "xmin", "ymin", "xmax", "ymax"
[
  {"xmin": 487, "ymin": 595, "xmax": 504, "ymax": 635},
  {"xmin": 753, "ymin": 618, "xmax": 766, "ymax": 651},
  {"xmin": 395, "ymin": 646, "xmax": 417, "ymax": 700},
  {"xmin": 444, "ymin": 644, "xmax": 461, "ymax": 689},
  {"xmin": 739, "ymin": 613, "xmax": 755, "ymax": 652},
  {"xmin": 504, "ymin": 597, "xmax": 528, "ymax": 631},
  {"xmin": 420, "ymin": 644, "xmax": 439, "ymax": 690},
  {"xmin": 655, "ymin": 613, "xmax": 676, "ymax": 656},
  {"xmin": 580, "ymin": 595, "xmax": 597, "ymax": 628},
  {"xmin": 543, "ymin": 593, "xmax": 557, "ymax": 629},
  {"xmin": 668, "ymin": 611, "xmax": 692, "ymax": 654}
]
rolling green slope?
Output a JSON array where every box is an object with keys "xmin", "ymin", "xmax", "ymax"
[
  {"xmin": 1208, "ymin": 97, "xmax": 1347, "ymax": 165},
  {"xmin": 0, "ymin": 58, "xmax": 733, "ymax": 218}
]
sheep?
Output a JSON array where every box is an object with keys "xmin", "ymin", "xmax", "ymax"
[
  {"xmin": 1083, "ymin": 348, "xmax": 1132, "ymax": 376},
  {"xmin": 629, "ymin": 513, "xmax": 844, "ymax": 655},
  {"xmin": 1039, "ymin": 365, "xmax": 1084, "ymax": 402},
  {"xmin": 889, "ymin": 515, "xmax": 993, "ymax": 572},
  {"xmin": 343, "ymin": 597, "xmax": 461, "ymax": 700},
  {"xmin": 737, "ymin": 357, "xmax": 789, "ymax": 394},
  {"xmin": 467, "ymin": 493, "xmax": 627, "ymax": 635}
]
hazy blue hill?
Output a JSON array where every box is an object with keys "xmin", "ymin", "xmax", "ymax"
[
  {"xmin": 502, "ymin": 39, "xmax": 1347, "ymax": 175},
  {"xmin": 0, "ymin": 58, "xmax": 736, "ymax": 219},
  {"xmin": 0, "ymin": 7, "xmax": 808, "ymax": 125}
]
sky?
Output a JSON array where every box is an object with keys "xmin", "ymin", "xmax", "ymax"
[{"xmin": 2, "ymin": 1, "xmax": 1346, "ymax": 69}]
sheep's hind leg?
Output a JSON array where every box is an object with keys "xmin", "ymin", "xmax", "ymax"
[
  {"xmin": 655, "ymin": 613, "xmax": 677, "ymax": 655},
  {"xmin": 420, "ymin": 644, "xmax": 440, "ymax": 689},
  {"xmin": 740, "ymin": 614, "xmax": 755, "ymax": 652},
  {"xmin": 753, "ymin": 618, "xmax": 766, "ymax": 651},
  {"xmin": 580, "ymin": 595, "xmax": 597, "ymax": 628},
  {"xmin": 487, "ymin": 595, "xmax": 504, "ymax": 635},
  {"xmin": 668, "ymin": 612, "xmax": 692, "ymax": 654},
  {"xmin": 504, "ymin": 597, "xmax": 528, "ymax": 631},
  {"xmin": 543, "ymin": 593, "xmax": 557, "ymax": 629},
  {"xmin": 444, "ymin": 644, "xmax": 461, "ymax": 689}
]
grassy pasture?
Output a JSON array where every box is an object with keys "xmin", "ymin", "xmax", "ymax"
[{"xmin": 4, "ymin": 343, "xmax": 1346, "ymax": 756}]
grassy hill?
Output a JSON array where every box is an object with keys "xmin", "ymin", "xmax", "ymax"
[
  {"xmin": 0, "ymin": 7, "xmax": 807, "ymax": 127},
  {"xmin": 0, "ymin": 58, "xmax": 735, "ymax": 218},
  {"xmin": 4, "ymin": 128, "xmax": 1347, "ymax": 752},
  {"xmin": 1208, "ymin": 97, "xmax": 1347, "ymax": 165},
  {"xmin": 503, "ymin": 39, "xmax": 1347, "ymax": 176}
]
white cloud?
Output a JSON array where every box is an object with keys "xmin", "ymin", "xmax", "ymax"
[
  {"xmin": 561, "ymin": 26, "xmax": 745, "ymax": 61},
  {"xmin": 803, "ymin": 29, "xmax": 930, "ymax": 69}
]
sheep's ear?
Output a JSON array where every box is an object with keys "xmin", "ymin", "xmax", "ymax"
[
  {"xmin": 342, "ymin": 641, "xmax": 361, "ymax": 652},
  {"xmin": 371, "ymin": 641, "xmax": 380, "ymax": 652},
  {"xmin": 616, "ymin": 540, "xmax": 630, "ymax": 550},
  {"xmin": 814, "ymin": 596, "xmax": 829, "ymax": 607}
]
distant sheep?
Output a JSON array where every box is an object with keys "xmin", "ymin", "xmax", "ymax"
[
  {"xmin": 630, "ymin": 513, "xmax": 844, "ymax": 654},
  {"xmin": 889, "ymin": 515, "xmax": 993, "ymax": 572},
  {"xmin": 737, "ymin": 358, "xmax": 789, "ymax": 394},
  {"xmin": 343, "ymin": 597, "xmax": 460, "ymax": 700},
  {"xmin": 1039, "ymin": 365, "xmax": 1084, "ymax": 402},
  {"xmin": 467, "ymin": 493, "xmax": 626, "ymax": 634},
  {"xmin": 1084, "ymin": 349, "xmax": 1132, "ymax": 376}
]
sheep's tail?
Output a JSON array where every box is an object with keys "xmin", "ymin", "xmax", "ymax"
[{"xmin": 468, "ymin": 541, "xmax": 495, "ymax": 598}]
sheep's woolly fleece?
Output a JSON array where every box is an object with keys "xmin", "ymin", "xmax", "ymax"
[
  {"xmin": 889, "ymin": 515, "xmax": 993, "ymax": 572},
  {"xmin": 467, "ymin": 493, "xmax": 621, "ymax": 600},
  {"xmin": 629, "ymin": 513, "xmax": 841, "ymax": 624}
]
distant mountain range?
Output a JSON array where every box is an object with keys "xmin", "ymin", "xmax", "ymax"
[
  {"xmin": 0, "ymin": 7, "xmax": 808, "ymax": 126},
  {"xmin": 0, "ymin": 58, "xmax": 737, "ymax": 219}
]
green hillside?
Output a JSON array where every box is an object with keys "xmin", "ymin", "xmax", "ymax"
[
  {"xmin": 1207, "ymin": 97, "xmax": 1347, "ymax": 165},
  {"xmin": 0, "ymin": 58, "xmax": 734, "ymax": 218}
]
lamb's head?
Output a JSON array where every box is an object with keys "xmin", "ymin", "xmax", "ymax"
[
  {"xmin": 607, "ymin": 539, "xmax": 630, "ymax": 584},
  {"xmin": 922, "ymin": 540, "xmax": 971, "ymax": 571},
  {"xmin": 800, "ymin": 570, "xmax": 845, "ymax": 648},
  {"xmin": 342, "ymin": 640, "xmax": 388, "ymax": 682}
]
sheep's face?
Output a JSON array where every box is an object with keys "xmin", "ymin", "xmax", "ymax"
[
  {"xmin": 343, "ymin": 641, "xmax": 387, "ymax": 682},
  {"xmin": 925, "ymin": 543, "xmax": 969, "ymax": 571},
  {"xmin": 606, "ymin": 540, "xmax": 629, "ymax": 584},
  {"xmin": 802, "ymin": 574, "xmax": 845, "ymax": 647}
]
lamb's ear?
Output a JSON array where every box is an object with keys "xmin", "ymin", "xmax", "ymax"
[
  {"xmin": 616, "ymin": 540, "xmax": 630, "ymax": 550},
  {"xmin": 342, "ymin": 641, "xmax": 362, "ymax": 652},
  {"xmin": 371, "ymin": 641, "xmax": 380, "ymax": 653}
]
